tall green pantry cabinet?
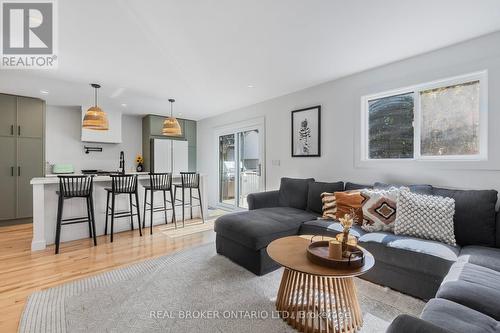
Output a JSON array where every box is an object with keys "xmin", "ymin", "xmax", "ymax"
[{"xmin": 0, "ymin": 94, "xmax": 45, "ymax": 220}]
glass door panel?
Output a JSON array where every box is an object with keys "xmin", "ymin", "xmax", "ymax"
[
  {"xmin": 219, "ymin": 134, "xmax": 236, "ymax": 205},
  {"xmin": 238, "ymin": 130, "xmax": 261, "ymax": 208}
]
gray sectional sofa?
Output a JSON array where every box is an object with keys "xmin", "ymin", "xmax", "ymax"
[{"xmin": 214, "ymin": 177, "xmax": 500, "ymax": 333}]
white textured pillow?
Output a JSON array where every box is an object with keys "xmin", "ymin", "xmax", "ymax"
[
  {"xmin": 361, "ymin": 187, "xmax": 400, "ymax": 232},
  {"xmin": 394, "ymin": 189, "xmax": 456, "ymax": 245}
]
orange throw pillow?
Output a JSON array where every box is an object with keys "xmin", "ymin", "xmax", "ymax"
[{"xmin": 334, "ymin": 191, "xmax": 366, "ymax": 225}]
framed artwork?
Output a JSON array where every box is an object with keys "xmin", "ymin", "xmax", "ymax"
[{"xmin": 291, "ymin": 105, "xmax": 321, "ymax": 157}]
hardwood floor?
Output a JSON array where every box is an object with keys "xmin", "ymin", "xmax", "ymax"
[{"xmin": 0, "ymin": 221, "xmax": 215, "ymax": 332}]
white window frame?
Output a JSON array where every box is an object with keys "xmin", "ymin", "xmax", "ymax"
[{"xmin": 360, "ymin": 70, "xmax": 488, "ymax": 162}]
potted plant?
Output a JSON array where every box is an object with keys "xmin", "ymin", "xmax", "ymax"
[
  {"xmin": 135, "ymin": 154, "xmax": 144, "ymax": 172},
  {"xmin": 338, "ymin": 209, "xmax": 359, "ymax": 256}
]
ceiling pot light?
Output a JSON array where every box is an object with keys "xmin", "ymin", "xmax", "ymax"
[
  {"xmin": 162, "ymin": 98, "xmax": 182, "ymax": 136},
  {"xmin": 40, "ymin": 90, "xmax": 49, "ymax": 94},
  {"xmin": 82, "ymin": 83, "xmax": 109, "ymax": 131},
  {"xmin": 247, "ymin": 84, "xmax": 254, "ymax": 88}
]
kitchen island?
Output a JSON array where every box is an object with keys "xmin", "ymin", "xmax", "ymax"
[{"xmin": 30, "ymin": 173, "xmax": 208, "ymax": 251}]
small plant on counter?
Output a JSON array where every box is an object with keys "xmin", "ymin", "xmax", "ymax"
[{"xmin": 135, "ymin": 154, "xmax": 144, "ymax": 172}]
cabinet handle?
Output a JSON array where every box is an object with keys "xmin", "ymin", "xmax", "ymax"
[
  {"xmin": 10, "ymin": 125, "xmax": 14, "ymax": 136},
  {"xmin": 18, "ymin": 166, "xmax": 20, "ymax": 177},
  {"xmin": 18, "ymin": 126, "xmax": 21, "ymax": 136},
  {"xmin": 11, "ymin": 166, "xmax": 14, "ymax": 177}
]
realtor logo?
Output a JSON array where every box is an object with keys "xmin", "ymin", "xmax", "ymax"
[{"xmin": 1, "ymin": 0, "xmax": 58, "ymax": 69}]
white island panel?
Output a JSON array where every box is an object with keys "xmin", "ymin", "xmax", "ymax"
[{"xmin": 30, "ymin": 174, "xmax": 208, "ymax": 251}]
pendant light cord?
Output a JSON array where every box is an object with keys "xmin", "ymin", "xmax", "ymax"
[{"xmin": 94, "ymin": 87, "xmax": 97, "ymax": 107}]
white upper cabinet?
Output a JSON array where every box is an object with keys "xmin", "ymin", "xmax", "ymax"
[{"xmin": 80, "ymin": 106, "xmax": 122, "ymax": 143}]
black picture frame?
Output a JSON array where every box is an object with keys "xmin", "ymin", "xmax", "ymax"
[{"xmin": 291, "ymin": 105, "xmax": 321, "ymax": 157}]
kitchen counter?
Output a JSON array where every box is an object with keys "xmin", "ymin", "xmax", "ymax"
[
  {"xmin": 34, "ymin": 172, "xmax": 150, "ymax": 183},
  {"xmin": 30, "ymin": 173, "xmax": 208, "ymax": 251}
]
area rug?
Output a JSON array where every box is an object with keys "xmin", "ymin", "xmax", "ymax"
[
  {"xmin": 19, "ymin": 243, "xmax": 425, "ymax": 333},
  {"xmin": 159, "ymin": 219, "xmax": 215, "ymax": 238}
]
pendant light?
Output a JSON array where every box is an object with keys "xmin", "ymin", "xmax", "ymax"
[
  {"xmin": 82, "ymin": 83, "xmax": 109, "ymax": 130},
  {"xmin": 162, "ymin": 98, "xmax": 182, "ymax": 136}
]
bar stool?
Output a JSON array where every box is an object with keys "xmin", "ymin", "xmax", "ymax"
[
  {"xmin": 55, "ymin": 175, "xmax": 97, "ymax": 254},
  {"xmin": 104, "ymin": 174, "xmax": 142, "ymax": 242},
  {"xmin": 142, "ymin": 172, "xmax": 176, "ymax": 234},
  {"xmin": 173, "ymin": 172, "xmax": 205, "ymax": 227}
]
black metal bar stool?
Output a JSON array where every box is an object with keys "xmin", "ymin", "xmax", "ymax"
[
  {"xmin": 173, "ymin": 172, "xmax": 205, "ymax": 227},
  {"xmin": 55, "ymin": 175, "xmax": 97, "ymax": 254},
  {"xmin": 142, "ymin": 172, "xmax": 176, "ymax": 234},
  {"xmin": 104, "ymin": 174, "xmax": 142, "ymax": 242}
]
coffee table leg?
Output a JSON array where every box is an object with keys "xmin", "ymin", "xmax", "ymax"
[{"xmin": 276, "ymin": 269, "xmax": 363, "ymax": 333}]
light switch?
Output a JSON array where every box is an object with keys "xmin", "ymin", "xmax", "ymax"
[{"xmin": 272, "ymin": 160, "xmax": 280, "ymax": 166}]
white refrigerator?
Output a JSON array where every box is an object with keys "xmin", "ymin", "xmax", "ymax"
[{"xmin": 152, "ymin": 139, "xmax": 189, "ymax": 174}]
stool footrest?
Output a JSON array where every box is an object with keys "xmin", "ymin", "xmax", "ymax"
[
  {"xmin": 61, "ymin": 217, "xmax": 91, "ymax": 225},
  {"xmin": 107, "ymin": 210, "xmax": 139, "ymax": 219},
  {"xmin": 145, "ymin": 206, "xmax": 175, "ymax": 213},
  {"xmin": 145, "ymin": 200, "xmax": 173, "ymax": 206}
]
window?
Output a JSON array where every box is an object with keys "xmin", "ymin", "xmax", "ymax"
[
  {"xmin": 361, "ymin": 71, "xmax": 487, "ymax": 161},
  {"xmin": 368, "ymin": 93, "xmax": 414, "ymax": 159}
]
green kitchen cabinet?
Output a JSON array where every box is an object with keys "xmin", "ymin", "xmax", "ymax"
[
  {"xmin": 0, "ymin": 93, "xmax": 44, "ymax": 220},
  {"xmin": 0, "ymin": 94, "xmax": 16, "ymax": 136},
  {"xmin": 17, "ymin": 137, "xmax": 44, "ymax": 218},
  {"xmin": 184, "ymin": 119, "xmax": 197, "ymax": 146},
  {"xmin": 17, "ymin": 96, "xmax": 44, "ymax": 138},
  {"xmin": 0, "ymin": 137, "xmax": 17, "ymax": 219},
  {"xmin": 188, "ymin": 146, "xmax": 197, "ymax": 172},
  {"xmin": 149, "ymin": 115, "xmax": 165, "ymax": 137}
]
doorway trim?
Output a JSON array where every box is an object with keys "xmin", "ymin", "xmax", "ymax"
[{"xmin": 214, "ymin": 116, "xmax": 266, "ymax": 210}]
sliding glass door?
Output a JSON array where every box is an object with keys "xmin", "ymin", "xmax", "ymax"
[
  {"xmin": 218, "ymin": 123, "xmax": 264, "ymax": 209},
  {"xmin": 219, "ymin": 134, "xmax": 236, "ymax": 206},
  {"xmin": 237, "ymin": 130, "xmax": 261, "ymax": 208}
]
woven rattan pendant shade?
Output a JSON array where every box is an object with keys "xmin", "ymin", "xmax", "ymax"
[
  {"xmin": 162, "ymin": 98, "xmax": 182, "ymax": 136},
  {"xmin": 83, "ymin": 84, "xmax": 109, "ymax": 130}
]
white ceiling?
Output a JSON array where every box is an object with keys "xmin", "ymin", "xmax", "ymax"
[{"xmin": 1, "ymin": 0, "xmax": 500, "ymax": 120}]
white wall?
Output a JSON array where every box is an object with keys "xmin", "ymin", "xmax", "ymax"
[
  {"xmin": 198, "ymin": 32, "xmax": 500, "ymax": 207},
  {"xmin": 45, "ymin": 106, "xmax": 142, "ymax": 173}
]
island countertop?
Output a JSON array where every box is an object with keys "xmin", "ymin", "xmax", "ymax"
[
  {"xmin": 30, "ymin": 172, "xmax": 191, "ymax": 184},
  {"xmin": 30, "ymin": 173, "xmax": 208, "ymax": 251}
]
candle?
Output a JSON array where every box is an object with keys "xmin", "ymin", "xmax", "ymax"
[{"xmin": 328, "ymin": 240, "xmax": 342, "ymax": 259}]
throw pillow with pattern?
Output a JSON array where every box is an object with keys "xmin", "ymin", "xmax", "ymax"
[
  {"xmin": 334, "ymin": 191, "xmax": 366, "ymax": 225},
  {"xmin": 320, "ymin": 192, "xmax": 337, "ymax": 220},
  {"xmin": 361, "ymin": 187, "xmax": 400, "ymax": 232},
  {"xmin": 394, "ymin": 188, "xmax": 456, "ymax": 246}
]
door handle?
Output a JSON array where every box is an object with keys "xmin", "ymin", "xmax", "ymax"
[
  {"xmin": 10, "ymin": 125, "xmax": 14, "ymax": 136},
  {"xmin": 257, "ymin": 163, "xmax": 262, "ymax": 176},
  {"xmin": 11, "ymin": 166, "xmax": 14, "ymax": 177},
  {"xmin": 18, "ymin": 126, "xmax": 21, "ymax": 136},
  {"xmin": 18, "ymin": 166, "xmax": 20, "ymax": 177}
]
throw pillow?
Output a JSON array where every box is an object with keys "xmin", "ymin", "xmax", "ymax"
[
  {"xmin": 394, "ymin": 189, "xmax": 456, "ymax": 246},
  {"xmin": 361, "ymin": 187, "xmax": 400, "ymax": 232},
  {"xmin": 320, "ymin": 192, "xmax": 337, "ymax": 219},
  {"xmin": 433, "ymin": 187, "xmax": 498, "ymax": 247},
  {"xmin": 307, "ymin": 181, "xmax": 344, "ymax": 214},
  {"xmin": 278, "ymin": 177, "xmax": 315, "ymax": 210},
  {"xmin": 374, "ymin": 182, "xmax": 433, "ymax": 195},
  {"xmin": 345, "ymin": 182, "xmax": 373, "ymax": 191},
  {"xmin": 334, "ymin": 191, "xmax": 366, "ymax": 225}
]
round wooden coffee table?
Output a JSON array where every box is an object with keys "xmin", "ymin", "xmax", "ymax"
[{"xmin": 267, "ymin": 236, "xmax": 375, "ymax": 333}]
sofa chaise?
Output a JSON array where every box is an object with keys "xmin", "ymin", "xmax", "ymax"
[{"xmin": 214, "ymin": 177, "xmax": 500, "ymax": 333}]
